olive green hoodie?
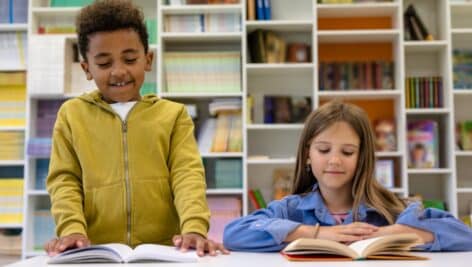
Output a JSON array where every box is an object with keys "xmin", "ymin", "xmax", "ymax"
[{"xmin": 46, "ymin": 90, "xmax": 209, "ymax": 247}]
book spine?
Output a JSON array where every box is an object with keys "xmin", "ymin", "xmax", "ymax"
[
  {"xmin": 253, "ymin": 188, "xmax": 267, "ymax": 208},
  {"xmin": 248, "ymin": 189, "xmax": 261, "ymax": 209}
]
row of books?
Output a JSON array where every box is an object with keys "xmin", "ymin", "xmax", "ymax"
[
  {"xmin": 404, "ymin": 4, "xmax": 434, "ymax": 41},
  {"xmin": 0, "ymin": 32, "xmax": 27, "ymax": 70},
  {"xmin": 263, "ymin": 96, "xmax": 311, "ymax": 124},
  {"xmin": 33, "ymin": 210, "xmax": 55, "ymax": 250},
  {"xmin": 0, "ymin": 229, "xmax": 21, "ymax": 256},
  {"xmin": 198, "ymin": 112, "xmax": 242, "ymax": 153},
  {"xmin": 248, "ymin": 188, "xmax": 266, "ymax": 209},
  {"xmin": 319, "ymin": 61, "xmax": 394, "ymax": 91},
  {"xmin": 35, "ymin": 159, "xmax": 50, "ymax": 190},
  {"xmin": 0, "ymin": 72, "xmax": 25, "ymax": 127},
  {"xmin": 0, "ymin": 179, "xmax": 23, "ymax": 225},
  {"xmin": 49, "ymin": 0, "xmax": 92, "ymax": 6},
  {"xmin": 248, "ymin": 30, "xmax": 311, "ymax": 64},
  {"xmin": 247, "ymin": 0, "xmax": 271, "ymax": 21},
  {"xmin": 0, "ymin": 131, "xmax": 24, "ymax": 160},
  {"xmin": 204, "ymin": 158, "xmax": 242, "ymax": 189},
  {"xmin": 405, "ymin": 76, "xmax": 443, "ymax": 109},
  {"xmin": 456, "ymin": 121, "xmax": 472, "ymax": 151},
  {"xmin": 167, "ymin": 0, "xmax": 239, "ymax": 4},
  {"xmin": 27, "ymin": 138, "xmax": 52, "ymax": 158},
  {"xmin": 453, "ymin": 49, "xmax": 472, "ymax": 89},
  {"xmin": 318, "ymin": 0, "xmax": 393, "ymax": 3},
  {"xmin": 36, "ymin": 100, "xmax": 64, "ymax": 138},
  {"xmin": 0, "ymin": 0, "xmax": 27, "ymax": 24},
  {"xmin": 164, "ymin": 51, "xmax": 241, "ymax": 93},
  {"xmin": 164, "ymin": 13, "xmax": 241, "ymax": 33}
]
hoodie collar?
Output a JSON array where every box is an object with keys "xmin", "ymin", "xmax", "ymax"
[{"xmin": 78, "ymin": 90, "xmax": 160, "ymax": 112}]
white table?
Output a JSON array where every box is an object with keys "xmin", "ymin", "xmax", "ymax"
[{"xmin": 6, "ymin": 251, "xmax": 472, "ymax": 267}]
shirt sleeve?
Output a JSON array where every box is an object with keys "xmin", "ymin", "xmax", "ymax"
[
  {"xmin": 223, "ymin": 196, "xmax": 302, "ymax": 252},
  {"xmin": 46, "ymin": 105, "xmax": 87, "ymax": 238},
  {"xmin": 396, "ymin": 202, "xmax": 472, "ymax": 251},
  {"xmin": 168, "ymin": 105, "xmax": 209, "ymax": 237}
]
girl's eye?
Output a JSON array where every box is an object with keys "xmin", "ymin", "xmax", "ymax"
[
  {"xmin": 318, "ymin": 149, "xmax": 330, "ymax": 154},
  {"xmin": 342, "ymin": 151, "xmax": 355, "ymax": 156}
]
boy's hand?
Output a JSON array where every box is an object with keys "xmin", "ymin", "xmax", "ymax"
[
  {"xmin": 318, "ymin": 222, "xmax": 379, "ymax": 244},
  {"xmin": 44, "ymin": 233, "xmax": 90, "ymax": 257},
  {"xmin": 172, "ymin": 233, "xmax": 230, "ymax": 257}
]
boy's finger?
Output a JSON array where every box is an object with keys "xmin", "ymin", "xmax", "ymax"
[
  {"xmin": 172, "ymin": 235, "xmax": 183, "ymax": 247},
  {"xmin": 195, "ymin": 239, "xmax": 205, "ymax": 257},
  {"xmin": 180, "ymin": 236, "xmax": 191, "ymax": 252}
]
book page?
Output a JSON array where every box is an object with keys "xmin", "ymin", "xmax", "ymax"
[
  {"xmin": 283, "ymin": 238, "xmax": 358, "ymax": 259},
  {"xmin": 348, "ymin": 236, "xmax": 384, "ymax": 258},
  {"xmin": 125, "ymin": 244, "xmax": 198, "ymax": 263},
  {"xmin": 349, "ymin": 233, "xmax": 420, "ymax": 258},
  {"xmin": 48, "ymin": 244, "xmax": 131, "ymax": 264}
]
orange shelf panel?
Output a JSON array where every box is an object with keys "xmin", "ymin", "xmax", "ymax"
[
  {"xmin": 318, "ymin": 17, "xmax": 392, "ymax": 30},
  {"xmin": 318, "ymin": 43, "xmax": 393, "ymax": 62}
]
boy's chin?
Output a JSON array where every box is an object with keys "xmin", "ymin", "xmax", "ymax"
[{"xmin": 101, "ymin": 92, "xmax": 140, "ymax": 103}]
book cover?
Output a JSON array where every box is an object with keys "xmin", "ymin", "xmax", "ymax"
[
  {"xmin": 407, "ymin": 120, "xmax": 439, "ymax": 168},
  {"xmin": 375, "ymin": 159, "xmax": 394, "ymax": 188},
  {"xmin": 282, "ymin": 233, "xmax": 426, "ymax": 261},
  {"xmin": 374, "ymin": 119, "xmax": 396, "ymax": 152}
]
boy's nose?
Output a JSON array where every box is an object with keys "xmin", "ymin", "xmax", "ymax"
[{"xmin": 111, "ymin": 65, "xmax": 127, "ymax": 77}]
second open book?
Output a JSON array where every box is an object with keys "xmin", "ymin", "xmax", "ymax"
[
  {"xmin": 282, "ymin": 233, "xmax": 428, "ymax": 261},
  {"xmin": 48, "ymin": 243, "xmax": 198, "ymax": 264}
]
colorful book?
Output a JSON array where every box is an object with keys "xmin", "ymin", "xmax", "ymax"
[{"xmin": 407, "ymin": 120, "xmax": 439, "ymax": 168}]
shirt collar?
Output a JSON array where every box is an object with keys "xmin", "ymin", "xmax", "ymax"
[{"xmin": 296, "ymin": 183, "xmax": 377, "ymax": 222}]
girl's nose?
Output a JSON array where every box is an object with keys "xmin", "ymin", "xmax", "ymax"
[{"xmin": 328, "ymin": 155, "xmax": 341, "ymax": 165}]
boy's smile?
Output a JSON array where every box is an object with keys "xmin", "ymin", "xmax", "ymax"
[{"xmin": 81, "ymin": 28, "xmax": 153, "ymax": 103}]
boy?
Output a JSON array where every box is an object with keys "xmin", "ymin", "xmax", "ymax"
[{"xmin": 44, "ymin": 0, "xmax": 228, "ymax": 257}]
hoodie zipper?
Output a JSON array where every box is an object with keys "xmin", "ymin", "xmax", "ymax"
[{"xmin": 121, "ymin": 103, "xmax": 138, "ymax": 246}]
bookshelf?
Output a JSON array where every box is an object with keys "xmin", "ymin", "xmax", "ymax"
[
  {"xmin": 0, "ymin": 0, "xmax": 28, "ymax": 262},
  {"xmin": 18, "ymin": 0, "xmax": 472, "ymax": 259}
]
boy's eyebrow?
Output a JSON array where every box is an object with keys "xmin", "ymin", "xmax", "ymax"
[{"xmin": 93, "ymin": 49, "xmax": 139, "ymax": 59}]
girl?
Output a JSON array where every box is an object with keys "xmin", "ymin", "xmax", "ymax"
[{"xmin": 223, "ymin": 100, "xmax": 472, "ymax": 252}]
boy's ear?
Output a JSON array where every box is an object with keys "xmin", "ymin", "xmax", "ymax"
[
  {"xmin": 145, "ymin": 51, "xmax": 154, "ymax": 72},
  {"xmin": 80, "ymin": 61, "xmax": 93, "ymax": 80}
]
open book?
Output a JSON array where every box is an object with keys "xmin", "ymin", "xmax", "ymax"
[
  {"xmin": 48, "ymin": 243, "xmax": 198, "ymax": 264},
  {"xmin": 281, "ymin": 233, "xmax": 427, "ymax": 261}
]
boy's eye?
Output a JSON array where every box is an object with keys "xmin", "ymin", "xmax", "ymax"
[
  {"xmin": 96, "ymin": 62, "xmax": 111, "ymax": 68},
  {"xmin": 125, "ymin": 58, "xmax": 137, "ymax": 64}
]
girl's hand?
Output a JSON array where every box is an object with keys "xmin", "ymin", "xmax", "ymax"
[
  {"xmin": 44, "ymin": 233, "xmax": 90, "ymax": 257},
  {"xmin": 172, "ymin": 233, "xmax": 230, "ymax": 257},
  {"xmin": 317, "ymin": 222, "xmax": 379, "ymax": 243}
]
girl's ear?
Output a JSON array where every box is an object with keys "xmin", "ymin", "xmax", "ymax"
[
  {"xmin": 80, "ymin": 61, "xmax": 93, "ymax": 80},
  {"xmin": 144, "ymin": 51, "xmax": 154, "ymax": 72}
]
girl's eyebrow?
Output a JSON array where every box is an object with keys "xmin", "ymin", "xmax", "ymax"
[{"xmin": 313, "ymin": 141, "xmax": 359, "ymax": 148}]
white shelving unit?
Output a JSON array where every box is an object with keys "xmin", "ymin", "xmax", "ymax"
[{"xmin": 18, "ymin": 0, "xmax": 472, "ymax": 259}]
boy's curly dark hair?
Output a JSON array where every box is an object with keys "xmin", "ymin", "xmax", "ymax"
[{"xmin": 76, "ymin": 0, "xmax": 149, "ymax": 61}]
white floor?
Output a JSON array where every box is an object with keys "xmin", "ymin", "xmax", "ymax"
[{"xmin": 0, "ymin": 255, "xmax": 20, "ymax": 266}]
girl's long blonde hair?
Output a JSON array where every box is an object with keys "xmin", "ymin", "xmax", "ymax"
[{"xmin": 291, "ymin": 100, "xmax": 405, "ymax": 224}]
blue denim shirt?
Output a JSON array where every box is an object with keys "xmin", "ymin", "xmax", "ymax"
[{"xmin": 223, "ymin": 185, "xmax": 472, "ymax": 252}]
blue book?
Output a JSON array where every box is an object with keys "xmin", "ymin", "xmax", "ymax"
[
  {"xmin": 256, "ymin": 0, "xmax": 265, "ymax": 20},
  {"xmin": 263, "ymin": 0, "xmax": 271, "ymax": 20}
]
